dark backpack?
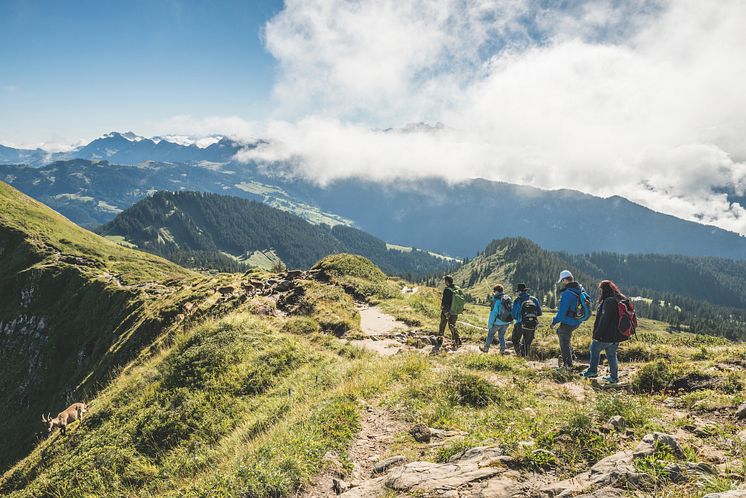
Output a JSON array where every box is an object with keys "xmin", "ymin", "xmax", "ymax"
[
  {"xmin": 498, "ymin": 295, "xmax": 513, "ymax": 322},
  {"xmin": 615, "ymin": 297, "xmax": 638, "ymax": 342},
  {"xmin": 520, "ymin": 297, "xmax": 539, "ymax": 331},
  {"xmin": 568, "ymin": 290, "xmax": 592, "ymax": 322}
]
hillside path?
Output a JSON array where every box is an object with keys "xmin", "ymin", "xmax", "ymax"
[
  {"xmin": 349, "ymin": 305, "xmax": 409, "ymax": 356},
  {"xmin": 302, "ymin": 402, "xmax": 407, "ymax": 498}
]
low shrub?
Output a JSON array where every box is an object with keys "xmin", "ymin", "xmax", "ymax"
[
  {"xmin": 444, "ymin": 372, "xmax": 501, "ymax": 408},
  {"xmin": 632, "ymin": 360, "xmax": 678, "ymax": 393}
]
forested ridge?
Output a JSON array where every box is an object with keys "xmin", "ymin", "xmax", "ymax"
[
  {"xmin": 446, "ymin": 238, "xmax": 746, "ymax": 340},
  {"xmin": 98, "ymin": 191, "xmax": 454, "ymax": 278}
]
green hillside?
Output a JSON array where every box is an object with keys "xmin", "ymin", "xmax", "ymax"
[
  {"xmin": 448, "ymin": 238, "xmax": 746, "ymax": 340},
  {"xmin": 2, "ymin": 250, "xmax": 745, "ymax": 497},
  {"xmin": 1, "ymin": 189, "xmax": 744, "ymax": 497},
  {"xmin": 0, "ymin": 181, "xmax": 242, "ymax": 471},
  {"xmin": 97, "ymin": 190, "xmax": 454, "ymax": 278}
]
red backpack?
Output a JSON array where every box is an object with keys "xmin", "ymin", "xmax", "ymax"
[{"xmin": 615, "ymin": 297, "xmax": 638, "ymax": 341}]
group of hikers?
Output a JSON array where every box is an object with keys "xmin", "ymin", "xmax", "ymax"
[{"xmin": 437, "ymin": 271, "xmax": 637, "ymax": 384}]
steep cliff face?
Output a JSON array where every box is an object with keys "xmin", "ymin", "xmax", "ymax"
[{"xmin": 0, "ymin": 181, "xmax": 214, "ymax": 471}]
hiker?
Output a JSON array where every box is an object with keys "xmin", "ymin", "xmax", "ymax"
[
  {"xmin": 480, "ymin": 285, "xmax": 513, "ymax": 354},
  {"xmin": 511, "ymin": 283, "xmax": 542, "ymax": 357},
  {"xmin": 582, "ymin": 280, "xmax": 636, "ymax": 384},
  {"xmin": 435, "ymin": 275, "xmax": 463, "ymax": 352},
  {"xmin": 551, "ymin": 270, "xmax": 591, "ymax": 369}
]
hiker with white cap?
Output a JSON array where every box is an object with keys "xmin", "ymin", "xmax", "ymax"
[{"xmin": 551, "ymin": 270, "xmax": 592, "ymax": 369}]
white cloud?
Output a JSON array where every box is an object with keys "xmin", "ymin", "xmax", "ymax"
[{"xmin": 242, "ymin": 0, "xmax": 746, "ymax": 235}]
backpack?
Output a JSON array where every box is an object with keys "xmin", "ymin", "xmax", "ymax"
[
  {"xmin": 499, "ymin": 295, "xmax": 513, "ymax": 322},
  {"xmin": 520, "ymin": 297, "xmax": 539, "ymax": 331},
  {"xmin": 569, "ymin": 290, "xmax": 592, "ymax": 322},
  {"xmin": 615, "ymin": 297, "xmax": 638, "ymax": 342},
  {"xmin": 449, "ymin": 286, "xmax": 466, "ymax": 315}
]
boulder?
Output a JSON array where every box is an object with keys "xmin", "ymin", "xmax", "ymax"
[
  {"xmin": 274, "ymin": 279, "xmax": 294, "ymax": 292},
  {"xmin": 608, "ymin": 415, "xmax": 626, "ymax": 432},
  {"xmin": 332, "ymin": 478, "xmax": 350, "ymax": 494},
  {"xmin": 633, "ymin": 432, "xmax": 684, "ymax": 458},
  {"xmin": 340, "ymin": 446, "xmax": 505, "ymax": 497},
  {"xmin": 702, "ymin": 491, "xmax": 746, "ymax": 498},
  {"xmin": 670, "ymin": 372, "xmax": 720, "ymax": 392},
  {"xmin": 736, "ymin": 402, "xmax": 746, "ymax": 420},
  {"xmin": 410, "ymin": 424, "xmax": 432, "ymax": 443},
  {"xmin": 372, "ymin": 455, "xmax": 406, "ymax": 474}
]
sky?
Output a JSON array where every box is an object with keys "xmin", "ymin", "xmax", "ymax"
[
  {"xmin": 1, "ymin": 0, "xmax": 746, "ymax": 236},
  {"xmin": 0, "ymin": 0, "xmax": 282, "ymax": 146}
]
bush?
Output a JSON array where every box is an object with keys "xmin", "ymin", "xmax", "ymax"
[
  {"xmin": 444, "ymin": 372, "xmax": 501, "ymax": 408},
  {"xmin": 282, "ymin": 317, "xmax": 321, "ymax": 335},
  {"xmin": 458, "ymin": 353, "xmax": 515, "ymax": 372},
  {"xmin": 632, "ymin": 360, "xmax": 678, "ymax": 393},
  {"xmin": 595, "ymin": 393, "xmax": 656, "ymax": 428}
]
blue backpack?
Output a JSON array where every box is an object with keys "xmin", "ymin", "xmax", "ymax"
[{"xmin": 573, "ymin": 290, "xmax": 593, "ymax": 322}]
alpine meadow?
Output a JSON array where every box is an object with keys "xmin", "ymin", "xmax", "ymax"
[{"xmin": 1, "ymin": 1, "xmax": 746, "ymax": 498}]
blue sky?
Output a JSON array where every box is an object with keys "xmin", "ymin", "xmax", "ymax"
[{"xmin": 0, "ymin": 0, "xmax": 283, "ymax": 145}]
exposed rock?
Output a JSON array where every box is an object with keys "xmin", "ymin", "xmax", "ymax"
[
  {"xmin": 286, "ymin": 270, "xmax": 305, "ymax": 280},
  {"xmin": 575, "ymin": 488, "xmax": 626, "ymax": 498},
  {"xmin": 702, "ymin": 491, "xmax": 746, "ymax": 498},
  {"xmin": 608, "ymin": 415, "xmax": 626, "ymax": 432},
  {"xmin": 274, "ymin": 279, "xmax": 294, "ymax": 292},
  {"xmin": 340, "ymin": 446, "xmax": 505, "ymax": 497},
  {"xmin": 686, "ymin": 462, "xmax": 717, "ymax": 475},
  {"xmin": 216, "ymin": 285, "xmax": 235, "ymax": 297},
  {"xmin": 543, "ymin": 433, "xmax": 682, "ymax": 497},
  {"xmin": 332, "ymin": 478, "xmax": 350, "ymax": 494},
  {"xmin": 372, "ymin": 455, "xmax": 406, "ymax": 474},
  {"xmin": 663, "ymin": 463, "xmax": 685, "ymax": 482},
  {"xmin": 633, "ymin": 432, "xmax": 684, "ymax": 458},
  {"xmin": 736, "ymin": 402, "xmax": 746, "ymax": 420},
  {"xmin": 670, "ymin": 372, "xmax": 720, "ymax": 392},
  {"xmin": 410, "ymin": 424, "xmax": 432, "ymax": 443}
]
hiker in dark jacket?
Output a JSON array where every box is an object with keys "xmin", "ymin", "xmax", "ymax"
[
  {"xmin": 435, "ymin": 275, "xmax": 461, "ymax": 352},
  {"xmin": 551, "ymin": 270, "xmax": 586, "ymax": 368},
  {"xmin": 511, "ymin": 283, "xmax": 542, "ymax": 357},
  {"xmin": 582, "ymin": 280, "xmax": 624, "ymax": 383}
]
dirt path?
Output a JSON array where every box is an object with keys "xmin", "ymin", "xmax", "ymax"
[
  {"xmin": 349, "ymin": 305, "xmax": 410, "ymax": 356},
  {"xmin": 303, "ymin": 402, "xmax": 408, "ymax": 498}
]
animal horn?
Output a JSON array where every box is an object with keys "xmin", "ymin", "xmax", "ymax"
[{"xmin": 41, "ymin": 413, "xmax": 49, "ymax": 423}]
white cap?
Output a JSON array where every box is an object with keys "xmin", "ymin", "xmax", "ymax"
[{"xmin": 557, "ymin": 270, "xmax": 573, "ymax": 284}]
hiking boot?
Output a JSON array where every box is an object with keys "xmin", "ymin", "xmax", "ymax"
[
  {"xmin": 603, "ymin": 376, "xmax": 619, "ymax": 384},
  {"xmin": 479, "ymin": 345, "xmax": 488, "ymax": 353},
  {"xmin": 581, "ymin": 369, "xmax": 598, "ymax": 379}
]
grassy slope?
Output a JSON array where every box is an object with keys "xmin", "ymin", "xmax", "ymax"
[
  {"xmin": 2, "ymin": 239, "xmax": 744, "ymax": 496},
  {"xmin": 0, "ymin": 181, "xmax": 232, "ymax": 472}
]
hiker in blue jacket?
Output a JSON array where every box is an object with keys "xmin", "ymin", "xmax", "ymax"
[
  {"xmin": 551, "ymin": 270, "xmax": 587, "ymax": 368},
  {"xmin": 511, "ymin": 283, "xmax": 542, "ymax": 357},
  {"xmin": 480, "ymin": 285, "xmax": 513, "ymax": 354}
]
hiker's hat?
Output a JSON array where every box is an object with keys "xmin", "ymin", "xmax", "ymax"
[
  {"xmin": 557, "ymin": 270, "xmax": 573, "ymax": 284},
  {"xmin": 516, "ymin": 283, "xmax": 529, "ymax": 292}
]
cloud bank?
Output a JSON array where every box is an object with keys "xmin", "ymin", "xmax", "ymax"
[{"xmin": 238, "ymin": 0, "xmax": 746, "ymax": 235}]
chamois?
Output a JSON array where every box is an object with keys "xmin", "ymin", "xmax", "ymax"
[{"xmin": 42, "ymin": 402, "xmax": 88, "ymax": 435}]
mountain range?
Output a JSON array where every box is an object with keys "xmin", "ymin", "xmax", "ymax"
[
  {"xmin": 0, "ymin": 132, "xmax": 250, "ymax": 168},
  {"xmin": 98, "ymin": 190, "xmax": 455, "ymax": 277},
  {"xmin": 2, "ymin": 131, "xmax": 746, "ymax": 260}
]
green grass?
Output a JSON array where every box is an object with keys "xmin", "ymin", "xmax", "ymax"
[{"xmin": 0, "ymin": 312, "xmax": 393, "ymax": 497}]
